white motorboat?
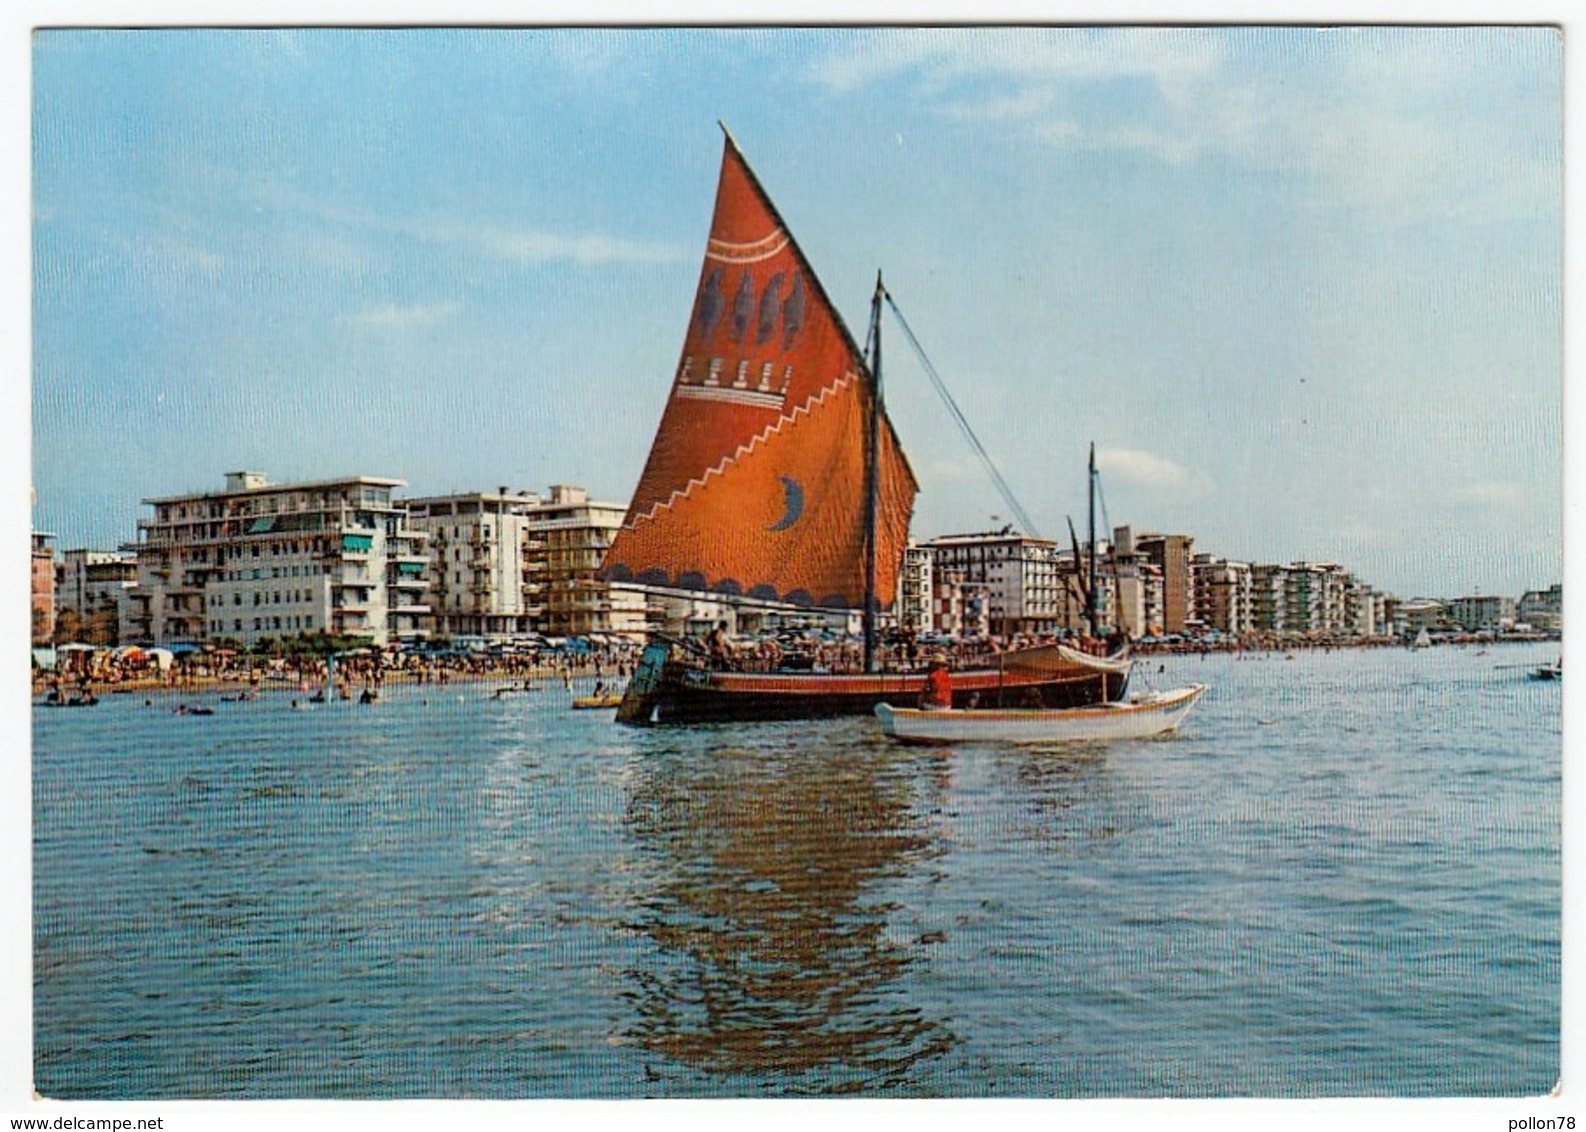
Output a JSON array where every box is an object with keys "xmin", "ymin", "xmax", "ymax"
[{"xmin": 874, "ymin": 683, "xmax": 1209, "ymax": 746}]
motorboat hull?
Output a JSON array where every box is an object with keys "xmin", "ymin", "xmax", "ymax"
[{"xmin": 874, "ymin": 683, "xmax": 1208, "ymax": 745}]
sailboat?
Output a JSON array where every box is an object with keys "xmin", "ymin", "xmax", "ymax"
[{"xmin": 603, "ymin": 128, "xmax": 1131, "ymax": 725}]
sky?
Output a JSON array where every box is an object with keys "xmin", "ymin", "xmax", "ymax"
[{"xmin": 26, "ymin": 22, "xmax": 1565, "ymax": 600}]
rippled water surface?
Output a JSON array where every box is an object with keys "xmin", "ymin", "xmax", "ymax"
[{"xmin": 33, "ymin": 646, "xmax": 1561, "ymax": 1098}]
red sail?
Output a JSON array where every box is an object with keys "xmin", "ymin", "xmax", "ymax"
[{"xmin": 604, "ymin": 134, "xmax": 917, "ymax": 609}]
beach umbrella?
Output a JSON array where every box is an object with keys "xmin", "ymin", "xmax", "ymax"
[{"xmin": 146, "ymin": 648, "xmax": 174, "ymax": 671}]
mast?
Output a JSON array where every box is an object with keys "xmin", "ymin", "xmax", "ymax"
[
  {"xmin": 863, "ymin": 272, "xmax": 884, "ymax": 673},
  {"xmin": 1086, "ymin": 442, "xmax": 1099, "ymax": 637}
]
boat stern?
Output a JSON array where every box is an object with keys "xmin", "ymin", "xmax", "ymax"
[{"xmin": 615, "ymin": 639, "xmax": 678, "ymax": 725}]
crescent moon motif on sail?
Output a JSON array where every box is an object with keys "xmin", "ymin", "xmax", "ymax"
[{"xmin": 767, "ymin": 476, "xmax": 804, "ymax": 531}]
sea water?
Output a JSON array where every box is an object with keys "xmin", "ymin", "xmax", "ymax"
[{"xmin": 32, "ymin": 645, "xmax": 1561, "ymax": 1098}]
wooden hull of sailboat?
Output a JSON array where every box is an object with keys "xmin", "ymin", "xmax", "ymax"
[
  {"xmin": 615, "ymin": 641, "xmax": 1132, "ymax": 725},
  {"xmin": 874, "ymin": 683, "xmax": 1208, "ymax": 746}
]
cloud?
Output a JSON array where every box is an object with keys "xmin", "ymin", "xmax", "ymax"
[
  {"xmin": 808, "ymin": 27, "xmax": 1557, "ymax": 223},
  {"xmin": 1097, "ymin": 447, "xmax": 1201, "ymax": 491},
  {"xmin": 454, "ymin": 225, "xmax": 687, "ymax": 267},
  {"xmin": 322, "ymin": 201, "xmax": 688, "ymax": 269},
  {"xmin": 1447, "ymin": 480, "xmax": 1529, "ymax": 513},
  {"xmin": 809, "ymin": 27, "xmax": 1224, "ymax": 98},
  {"xmin": 342, "ymin": 300, "xmax": 462, "ymax": 329}
]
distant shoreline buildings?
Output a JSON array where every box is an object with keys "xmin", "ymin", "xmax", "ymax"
[{"xmin": 29, "ymin": 469, "xmax": 1564, "ymax": 650}]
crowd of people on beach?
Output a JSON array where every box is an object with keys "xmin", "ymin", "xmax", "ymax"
[
  {"xmin": 35, "ymin": 624, "xmax": 1557, "ymax": 705},
  {"xmin": 32, "ymin": 639, "xmax": 641, "ymax": 703}
]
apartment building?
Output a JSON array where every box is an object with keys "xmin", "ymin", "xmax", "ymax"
[
  {"xmin": 1517, "ymin": 585, "xmax": 1562, "ymax": 632},
  {"xmin": 56, "ymin": 548, "xmax": 137, "ymax": 646},
  {"xmin": 922, "ymin": 530, "xmax": 1064, "ymax": 638},
  {"xmin": 1135, "ymin": 533, "xmax": 1194, "ymax": 634},
  {"xmin": 529, "ymin": 484, "xmax": 648, "ymax": 639},
  {"xmin": 1394, "ymin": 599, "xmax": 1449, "ymax": 636},
  {"xmin": 1190, "ymin": 554, "xmax": 1254, "ymax": 637},
  {"xmin": 928, "ymin": 566, "xmax": 988, "ymax": 640},
  {"xmin": 895, "ymin": 544, "xmax": 934, "ymax": 635},
  {"xmin": 1103, "ymin": 527, "xmax": 1166, "ymax": 637},
  {"xmin": 1449, "ymin": 594, "xmax": 1517, "ymax": 633},
  {"xmin": 32, "ymin": 531, "xmax": 56, "ymax": 645},
  {"xmin": 124, "ymin": 471, "xmax": 431, "ymax": 647},
  {"xmin": 1247, "ymin": 561, "xmax": 1363, "ymax": 637},
  {"xmin": 1348, "ymin": 586, "xmax": 1389, "ymax": 637},
  {"xmin": 404, "ymin": 490, "xmax": 544, "ymax": 640}
]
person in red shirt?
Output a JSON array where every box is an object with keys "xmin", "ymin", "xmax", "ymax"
[{"xmin": 922, "ymin": 653, "xmax": 953, "ymax": 710}]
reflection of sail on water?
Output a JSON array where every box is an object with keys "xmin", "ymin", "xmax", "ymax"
[
  {"xmin": 620, "ymin": 745, "xmax": 955, "ymax": 1088},
  {"xmin": 603, "ymin": 131, "xmax": 917, "ymax": 610}
]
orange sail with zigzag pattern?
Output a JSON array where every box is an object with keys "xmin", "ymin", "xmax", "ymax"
[{"xmin": 603, "ymin": 133, "xmax": 917, "ymax": 609}]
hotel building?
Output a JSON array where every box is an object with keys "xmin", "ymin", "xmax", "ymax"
[
  {"xmin": 921, "ymin": 530, "xmax": 1064, "ymax": 638},
  {"xmin": 527, "ymin": 485, "xmax": 649, "ymax": 640},
  {"xmin": 1449, "ymin": 594, "xmax": 1518, "ymax": 633},
  {"xmin": 124, "ymin": 471, "xmax": 432, "ymax": 647},
  {"xmin": 403, "ymin": 489, "xmax": 545, "ymax": 640}
]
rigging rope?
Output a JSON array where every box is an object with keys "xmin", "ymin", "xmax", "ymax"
[
  {"xmin": 883, "ymin": 292, "xmax": 1042, "ymax": 540},
  {"xmin": 1096, "ymin": 472, "xmax": 1113, "ymax": 544}
]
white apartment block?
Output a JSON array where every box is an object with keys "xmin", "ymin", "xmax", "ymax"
[
  {"xmin": 125, "ymin": 471, "xmax": 431, "ymax": 647},
  {"xmin": 1247, "ymin": 561, "xmax": 1367, "ymax": 637},
  {"xmin": 1449, "ymin": 594, "xmax": 1518, "ymax": 633},
  {"xmin": 1517, "ymin": 585, "xmax": 1562, "ymax": 632},
  {"xmin": 404, "ymin": 490, "xmax": 545, "ymax": 640},
  {"xmin": 922, "ymin": 531, "xmax": 1064, "ymax": 638},
  {"xmin": 1348, "ymin": 586, "xmax": 1389, "ymax": 637},
  {"xmin": 895, "ymin": 544, "xmax": 934, "ymax": 635},
  {"xmin": 1394, "ymin": 599, "xmax": 1449, "ymax": 636}
]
